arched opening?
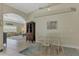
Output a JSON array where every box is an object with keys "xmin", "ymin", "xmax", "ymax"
[{"xmin": 3, "ymin": 13, "xmax": 26, "ymax": 49}]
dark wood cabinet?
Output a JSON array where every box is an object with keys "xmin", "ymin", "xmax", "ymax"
[
  {"xmin": 26, "ymin": 22, "xmax": 35, "ymax": 43},
  {"xmin": 3, "ymin": 32, "xmax": 7, "ymax": 44}
]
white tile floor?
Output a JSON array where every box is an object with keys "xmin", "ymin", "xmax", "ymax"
[
  {"xmin": 1, "ymin": 35, "xmax": 79, "ymax": 56},
  {"xmin": 0, "ymin": 35, "xmax": 31, "ymax": 56}
]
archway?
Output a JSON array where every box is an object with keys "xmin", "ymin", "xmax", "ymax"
[{"xmin": 3, "ymin": 13, "xmax": 26, "ymax": 49}]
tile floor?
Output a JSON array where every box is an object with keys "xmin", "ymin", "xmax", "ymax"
[
  {"xmin": 0, "ymin": 35, "xmax": 31, "ymax": 56},
  {"xmin": 0, "ymin": 35, "xmax": 79, "ymax": 56},
  {"xmin": 20, "ymin": 44, "xmax": 79, "ymax": 56}
]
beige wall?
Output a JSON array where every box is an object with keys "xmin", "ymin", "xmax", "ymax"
[
  {"xmin": 0, "ymin": 4, "xmax": 3, "ymax": 50},
  {"xmin": 27, "ymin": 4, "xmax": 79, "ymax": 49}
]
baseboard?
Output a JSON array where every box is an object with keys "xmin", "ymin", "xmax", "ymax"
[
  {"xmin": 47, "ymin": 43, "xmax": 79, "ymax": 49},
  {"xmin": 61, "ymin": 44, "xmax": 79, "ymax": 49}
]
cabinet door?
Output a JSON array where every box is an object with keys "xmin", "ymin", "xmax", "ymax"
[
  {"xmin": 3, "ymin": 33, "xmax": 7, "ymax": 44},
  {"xmin": 30, "ymin": 23, "xmax": 32, "ymax": 32},
  {"xmin": 26, "ymin": 22, "xmax": 35, "ymax": 42}
]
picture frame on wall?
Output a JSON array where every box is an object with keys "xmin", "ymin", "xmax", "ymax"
[{"xmin": 47, "ymin": 21, "xmax": 57, "ymax": 30}]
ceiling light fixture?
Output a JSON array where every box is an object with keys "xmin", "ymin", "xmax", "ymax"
[{"xmin": 48, "ymin": 8, "xmax": 51, "ymax": 11}]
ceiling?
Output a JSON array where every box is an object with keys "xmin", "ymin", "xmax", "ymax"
[{"xmin": 6, "ymin": 3, "xmax": 59, "ymax": 14}]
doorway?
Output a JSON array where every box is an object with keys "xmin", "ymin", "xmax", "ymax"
[{"xmin": 3, "ymin": 13, "xmax": 26, "ymax": 49}]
